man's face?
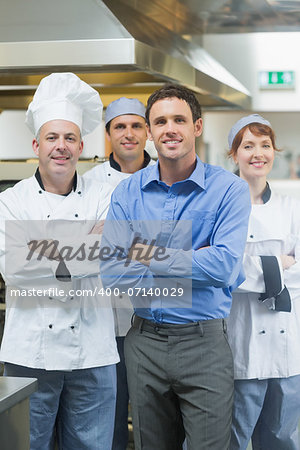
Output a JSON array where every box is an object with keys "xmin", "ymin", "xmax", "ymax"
[
  {"xmin": 32, "ymin": 120, "xmax": 83, "ymax": 177},
  {"xmin": 147, "ymin": 97, "xmax": 202, "ymax": 164},
  {"xmin": 107, "ymin": 114, "xmax": 147, "ymax": 162}
]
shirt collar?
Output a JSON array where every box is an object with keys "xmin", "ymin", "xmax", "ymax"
[
  {"xmin": 142, "ymin": 155, "xmax": 205, "ymax": 190},
  {"xmin": 35, "ymin": 168, "xmax": 77, "ymax": 195},
  {"xmin": 109, "ymin": 150, "xmax": 151, "ymax": 172},
  {"xmin": 262, "ymin": 182, "xmax": 271, "ymax": 204}
]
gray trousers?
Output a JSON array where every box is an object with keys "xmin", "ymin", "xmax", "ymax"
[{"xmin": 124, "ymin": 316, "xmax": 234, "ymax": 450}]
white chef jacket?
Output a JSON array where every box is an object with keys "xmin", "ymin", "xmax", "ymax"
[
  {"xmin": 0, "ymin": 173, "xmax": 119, "ymax": 370},
  {"xmin": 227, "ymin": 190, "xmax": 300, "ymax": 380},
  {"xmin": 84, "ymin": 154, "xmax": 155, "ymax": 336}
]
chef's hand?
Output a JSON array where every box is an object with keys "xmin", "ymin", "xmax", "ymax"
[
  {"xmin": 89, "ymin": 220, "xmax": 105, "ymax": 234},
  {"xmin": 280, "ymin": 254, "xmax": 296, "ymax": 270},
  {"xmin": 28, "ymin": 239, "xmax": 61, "ymax": 261}
]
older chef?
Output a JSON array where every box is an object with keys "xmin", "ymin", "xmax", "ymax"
[
  {"xmin": 227, "ymin": 114, "xmax": 300, "ymax": 450},
  {"xmin": 84, "ymin": 97, "xmax": 155, "ymax": 450},
  {"xmin": 0, "ymin": 73, "xmax": 119, "ymax": 450}
]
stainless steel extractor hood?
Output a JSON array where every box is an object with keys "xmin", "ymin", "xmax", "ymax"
[{"xmin": 0, "ymin": 0, "xmax": 251, "ymax": 110}]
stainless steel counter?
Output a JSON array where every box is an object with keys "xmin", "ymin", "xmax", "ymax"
[{"xmin": 0, "ymin": 376, "xmax": 37, "ymax": 450}]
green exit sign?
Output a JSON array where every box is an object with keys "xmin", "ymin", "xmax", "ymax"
[{"xmin": 259, "ymin": 71, "xmax": 295, "ymax": 89}]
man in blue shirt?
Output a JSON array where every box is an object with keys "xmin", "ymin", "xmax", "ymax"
[{"xmin": 101, "ymin": 84, "xmax": 251, "ymax": 450}]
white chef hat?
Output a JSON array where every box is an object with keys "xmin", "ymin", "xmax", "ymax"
[{"xmin": 25, "ymin": 72, "xmax": 103, "ymax": 137}]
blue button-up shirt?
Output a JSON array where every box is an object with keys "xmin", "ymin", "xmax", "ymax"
[{"xmin": 101, "ymin": 156, "xmax": 251, "ymax": 324}]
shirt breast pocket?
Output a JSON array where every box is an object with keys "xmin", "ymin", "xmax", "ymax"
[{"xmin": 174, "ymin": 210, "xmax": 216, "ymax": 249}]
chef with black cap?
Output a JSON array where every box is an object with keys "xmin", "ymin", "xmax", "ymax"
[{"xmin": 0, "ymin": 73, "xmax": 119, "ymax": 450}]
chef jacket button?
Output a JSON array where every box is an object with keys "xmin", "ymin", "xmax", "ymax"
[
  {"xmin": 49, "ymin": 324, "xmax": 53, "ymax": 329},
  {"xmin": 249, "ymin": 234, "xmax": 254, "ymax": 238},
  {"xmin": 70, "ymin": 325, "xmax": 75, "ymax": 330},
  {"xmin": 119, "ymin": 295, "xmax": 123, "ymax": 299},
  {"xmin": 280, "ymin": 329, "xmax": 285, "ymax": 334},
  {"xmin": 47, "ymin": 215, "xmax": 50, "ymax": 218},
  {"xmin": 259, "ymin": 330, "xmax": 266, "ymax": 334},
  {"xmin": 108, "ymin": 173, "xmax": 111, "ymax": 176},
  {"xmin": 49, "ymin": 296, "xmax": 53, "ymax": 300},
  {"xmin": 70, "ymin": 296, "xmax": 74, "ymax": 300},
  {"xmin": 39, "ymin": 190, "xmax": 42, "ymax": 194},
  {"xmin": 75, "ymin": 214, "xmax": 78, "ymax": 218},
  {"xmin": 78, "ymin": 191, "xmax": 81, "ymax": 195}
]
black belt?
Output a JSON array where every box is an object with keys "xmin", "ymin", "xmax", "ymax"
[{"xmin": 132, "ymin": 315, "xmax": 227, "ymax": 336}]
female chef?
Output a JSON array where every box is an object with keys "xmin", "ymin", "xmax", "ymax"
[{"xmin": 227, "ymin": 114, "xmax": 300, "ymax": 450}]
